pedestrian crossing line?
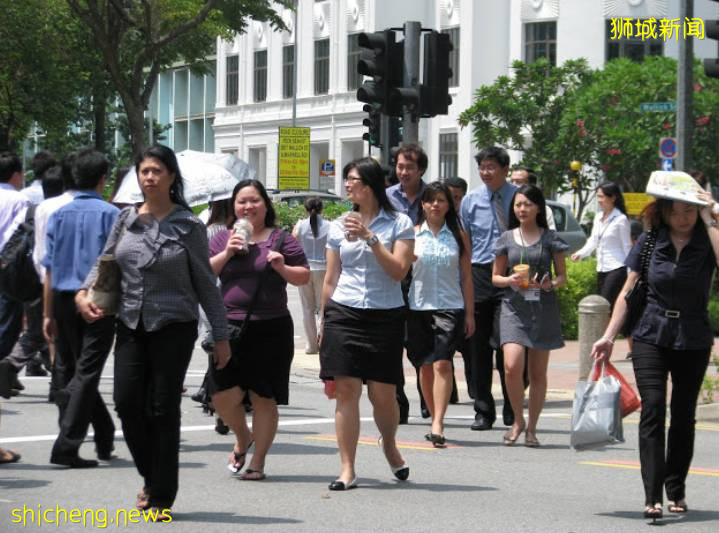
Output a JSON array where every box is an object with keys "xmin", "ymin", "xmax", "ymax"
[
  {"xmin": 579, "ymin": 460, "xmax": 719, "ymax": 478},
  {"xmin": 304, "ymin": 434, "xmax": 460, "ymax": 451}
]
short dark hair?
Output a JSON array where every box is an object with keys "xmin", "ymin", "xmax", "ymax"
[
  {"xmin": 230, "ymin": 179, "xmax": 276, "ymax": 228},
  {"xmin": 31, "ymin": 151, "xmax": 57, "ymax": 181},
  {"xmin": 474, "ymin": 146, "xmax": 510, "ymax": 168},
  {"xmin": 41, "ymin": 165, "xmax": 64, "ymax": 199},
  {"xmin": 513, "ymin": 166, "xmax": 538, "ymax": 185},
  {"xmin": 73, "ymin": 148, "xmax": 109, "ymax": 189},
  {"xmin": 444, "ymin": 176, "xmax": 468, "ymax": 195},
  {"xmin": 0, "ymin": 152, "xmax": 22, "ymax": 183},
  {"xmin": 395, "ymin": 143, "xmax": 428, "ymax": 173},
  {"xmin": 508, "ymin": 184, "xmax": 549, "ymax": 229},
  {"xmin": 60, "ymin": 152, "xmax": 78, "ymax": 190}
]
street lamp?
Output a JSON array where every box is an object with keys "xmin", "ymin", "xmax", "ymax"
[{"xmin": 569, "ymin": 160, "xmax": 582, "ymax": 215}]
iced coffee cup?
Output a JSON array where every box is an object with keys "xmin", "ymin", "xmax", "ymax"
[
  {"xmin": 343, "ymin": 211, "xmax": 361, "ymax": 242},
  {"xmin": 513, "ymin": 264, "xmax": 530, "ymax": 290}
]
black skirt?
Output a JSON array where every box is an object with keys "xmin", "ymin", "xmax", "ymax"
[
  {"xmin": 320, "ymin": 300, "xmax": 405, "ymax": 385},
  {"xmin": 209, "ymin": 315, "xmax": 294, "ymax": 405},
  {"xmin": 407, "ymin": 309, "xmax": 465, "ymax": 367}
]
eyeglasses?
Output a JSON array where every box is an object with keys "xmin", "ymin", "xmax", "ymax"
[{"xmin": 343, "ymin": 176, "xmax": 363, "ymax": 183}]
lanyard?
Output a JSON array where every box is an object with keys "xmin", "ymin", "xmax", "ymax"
[{"xmin": 518, "ymin": 228, "xmax": 544, "ymax": 273}]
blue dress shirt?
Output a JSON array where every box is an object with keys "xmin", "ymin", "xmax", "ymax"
[
  {"xmin": 43, "ymin": 191, "xmax": 119, "ymax": 291},
  {"xmin": 387, "ymin": 180, "xmax": 427, "ymax": 224},
  {"xmin": 460, "ymin": 181, "xmax": 517, "ymax": 264},
  {"xmin": 327, "ymin": 209, "xmax": 414, "ymax": 309}
]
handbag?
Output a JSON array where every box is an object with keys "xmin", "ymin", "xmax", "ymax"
[
  {"xmin": 590, "ymin": 360, "xmax": 641, "ymax": 417},
  {"xmin": 88, "ymin": 210, "xmax": 129, "ymax": 315},
  {"xmin": 620, "ymin": 229, "xmax": 657, "ymax": 337},
  {"xmin": 570, "ymin": 361, "xmax": 624, "ymax": 449}
]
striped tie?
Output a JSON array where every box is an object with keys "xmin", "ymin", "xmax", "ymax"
[{"xmin": 492, "ymin": 191, "xmax": 507, "ymax": 232}]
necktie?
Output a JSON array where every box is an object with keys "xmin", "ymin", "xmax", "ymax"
[{"xmin": 492, "ymin": 191, "xmax": 507, "ymax": 232}]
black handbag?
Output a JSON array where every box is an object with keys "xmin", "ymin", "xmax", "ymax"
[{"xmin": 621, "ymin": 229, "xmax": 657, "ymax": 337}]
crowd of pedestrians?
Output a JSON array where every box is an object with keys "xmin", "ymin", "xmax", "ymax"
[{"xmin": 0, "ymin": 142, "xmax": 715, "ymax": 519}]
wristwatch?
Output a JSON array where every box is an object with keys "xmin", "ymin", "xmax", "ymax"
[
  {"xmin": 706, "ymin": 219, "xmax": 718, "ymax": 228},
  {"xmin": 365, "ymin": 234, "xmax": 379, "ymax": 246}
]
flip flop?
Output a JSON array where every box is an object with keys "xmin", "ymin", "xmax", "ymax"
[
  {"xmin": 668, "ymin": 500, "xmax": 688, "ymax": 513},
  {"xmin": 227, "ymin": 440, "xmax": 254, "ymax": 474},
  {"xmin": 240, "ymin": 468, "xmax": 266, "ymax": 481},
  {"xmin": 0, "ymin": 448, "xmax": 21, "ymax": 464}
]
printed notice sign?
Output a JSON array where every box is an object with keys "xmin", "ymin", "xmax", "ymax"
[{"xmin": 278, "ymin": 127, "xmax": 310, "ymax": 190}]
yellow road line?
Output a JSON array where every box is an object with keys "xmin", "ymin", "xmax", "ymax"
[
  {"xmin": 305, "ymin": 435, "xmax": 460, "ymax": 451},
  {"xmin": 580, "ymin": 461, "xmax": 719, "ymax": 478}
]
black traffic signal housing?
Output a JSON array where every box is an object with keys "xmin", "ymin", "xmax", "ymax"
[
  {"xmin": 421, "ymin": 31, "xmax": 453, "ymax": 117},
  {"xmin": 362, "ymin": 104, "xmax": 382, "ymax": 148},
  {"xmin": 356, "ymin": 30, "xmax": 404, "ymax": 115},
  {"xmin": 705, "ymin": 17, "xmax": 719, "ymax": 78}
]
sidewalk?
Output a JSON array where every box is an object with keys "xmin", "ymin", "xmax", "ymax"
[{"xmin": 291, "ymin": 338, "xmax": 719, "ymax": 421}]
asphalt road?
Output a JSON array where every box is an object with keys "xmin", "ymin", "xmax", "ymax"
[{"xmin": 1, "ymin": 291, "xmax": 718, "ymax": 532}]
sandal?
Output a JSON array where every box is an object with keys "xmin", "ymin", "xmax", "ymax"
[
  {"xmin": 0, "ymin": 448, "xmax": 21, "ymax": 464},
  {"xmin": 135, "ymin": 487, "xmax": 150, "ymax": 510},
  {"xmin": 424, "ymin": 433, "xmax": 446, "ymax": 448},
  {"xmin": 502, "ymin": 423, "xmax": 525, "ymax": 446},
  {"xmin": 644, "ymin": 503, "xmax": 663, "ymax": 522},
  {"xmin": 227, "ymin": 440, "xmax": 254, "ymax": 474},
  {"xmin": 524, "ymin": 432, "xmax": 540, "ymax": 448},
  {"xmin": 240, "ymin": 468, "xmax": 266, "ymax": 481},
  {"xmin": 668, "ymin": 500, "xmax": 688, "ymax": 513}
]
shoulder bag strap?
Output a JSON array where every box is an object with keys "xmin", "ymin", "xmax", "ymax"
[
  {"xmin": 234, "ymin": 229, "xmax": 288, "ymax": 338},
  {"xmin": 638, "ymin": 229, "xmax": 657, "ymax": 283}
]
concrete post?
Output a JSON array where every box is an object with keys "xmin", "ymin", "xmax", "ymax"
[{"xmin": 577, "ymin": 295, "xmax": 610, "ymax": 380}]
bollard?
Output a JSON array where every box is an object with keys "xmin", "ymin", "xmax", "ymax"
[{"xmin": 577, "ymin": 295, "xmax": 611, "ymax": 380}]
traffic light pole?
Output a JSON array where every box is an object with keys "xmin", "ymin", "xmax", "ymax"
[
  {"xmin": 379, "ymin": 114, "xmax": 391, "ymax": 166},
  {"xmin": 401, "ymin": 21, "xmax": 421, "ymax": 145},
  {"xmin": 676, "ymin": 0, "xmax": 693, "ymax": 171}
]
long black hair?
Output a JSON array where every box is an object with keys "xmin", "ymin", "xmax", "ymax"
[
  {"xmin": 135, "ymin": 144, "xmax": 191, "ymax": 211},
  {"xmin": 229, "ymin": 179, "xmax": 276, "ymax": 228},
  {"xmin": 342, "ymin": 157, "xmax": 395, "ymax": 215},
  {"xmin": 597, "ymin": 181, "xmax": 627, "ymax": 215},
  {"xmin": 416, "ymin": 181, "xmax": 466, "ymax": 257},
  {"xmin": 508, "ymin": 184, "xmax": 549, "ymax": 229},
  {"xmin": 304, "ymin": 197, "xmax": 323, "ymax": 237},
  {"xmin": 207, "ymin": 198, "xmax": 235, "ymax": 228}
]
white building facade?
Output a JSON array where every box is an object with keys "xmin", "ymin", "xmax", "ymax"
[{"xmin": 212, "ymin": 0, "xmax": 719, "ymax": 192}]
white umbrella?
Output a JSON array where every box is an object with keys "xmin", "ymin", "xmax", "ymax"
[{"xmin": 112, "ymin": 150, "xmax": 256, "ymax": 207}]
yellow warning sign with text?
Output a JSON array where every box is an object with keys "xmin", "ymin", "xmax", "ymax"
[
  {"xmin": 278, "ymin": 127, "xmax": 310, "ymax": 190},
  {"xmin": 624, "ymin": 192, "xmax": 653, "ymax": 216}
]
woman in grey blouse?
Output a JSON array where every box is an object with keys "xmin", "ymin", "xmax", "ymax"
[{"xmin": 77, "ymin": 145, "xmax": 229, "ymax": 513}]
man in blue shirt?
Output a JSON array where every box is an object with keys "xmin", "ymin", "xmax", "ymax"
[
  {"xmin": 460, "ymin": 147, "xmax": 517, "ymax": 431},
  {"xmin": 42, "ymin": 149, "xmax": 119, "ymax": 467}
]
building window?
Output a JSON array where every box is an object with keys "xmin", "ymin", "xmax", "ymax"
[
  {"xmin": 442, "ymin": 27, "xmax": 460, "ymax": 87},
  {"xmin": 347, "ymin": 34, "xmax": 361, "ymax": 91},
  {"xmin": 283, "ymin": 45, "xmax": 295, "ymax": 99},
  {"xmin": 226, "ymin": 55, "xmax": 239, "ymax": 105},
  {"xmin": 254, "ymin": 50, "xmax": 267, "ymax": 102},
  {"xmin": 525, "ymin": 21, "xmax": 556, "ymax": 66},
  {"xmin": 605, "ymin": 20, "xmax": 663, "ymax": 62},
  {"xmin": 439, "ymin": 132, "xmax": 458, "ymax": 180},
  {"xmin": 315, "ymin": 38, "xmax": 330, "ymax": 95}
]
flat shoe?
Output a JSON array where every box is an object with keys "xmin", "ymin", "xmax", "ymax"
[
  {"xmin": 502, "ymin": 424, "xmax": 525, "ymax": 446},
  {"xmin": 668, "ymin": 500, "xmax": 688, "ymax": 513},
  {"xmin": 240, "ymin": 468, "xmax": 266, "ymax": 481},
  {"xmin": 378, "ymin": 437, "xmax": 409, "ymax": 481},
  {"xmin": 424, "ymin": 433, "xmax": 446, "ymax": 448},
  {"xmin": 328, "ymin": 477, "xmax": 358, "ymax": 491}
]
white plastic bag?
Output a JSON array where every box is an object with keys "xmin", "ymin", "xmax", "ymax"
[{"xmin": 570, "ymin": 362, "xmax": 624, "ymax": 450}]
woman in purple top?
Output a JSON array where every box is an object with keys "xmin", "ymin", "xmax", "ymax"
[{"xmin": 209, "ymin": 179, "xmax": 309, "ymax": 480}]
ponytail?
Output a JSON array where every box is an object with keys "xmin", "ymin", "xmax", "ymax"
[{"xmin": 304, "ymin": 197, "xmax": 323, "ymax": 238}]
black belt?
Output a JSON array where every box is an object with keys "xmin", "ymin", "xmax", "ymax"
[{"xmin": 472, "ymin": 263, "xmax": 493, "ymax": 271}]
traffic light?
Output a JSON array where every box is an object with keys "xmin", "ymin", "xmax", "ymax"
[
  {"xmin": 362, "ymin": 104, "xmax": 381, "ymax": 148},
  {"xmin": 356, "ymin": 30, "xmax": 404, "ymax": 115},
  {"xmin": 421, "ymin": 31, "xmax": 453, "ymax": 117},
  {"xmin": 705, "ymin": 16, "xmax": 719, "ymax": 78}
]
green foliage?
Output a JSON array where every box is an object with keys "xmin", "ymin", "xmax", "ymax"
[
  {"xmin": 459, "ymin": 56, "xmax": 719, "ymax": 221},
  {"xmin": 557, "ymin": 258, "xmax": 597, "ymax": 340},
  {"xmin": 273, "ymin": 201, "xmax": 351, "ymax": 232},
  {"xmin": 321, "ymin": 202, "xmax": 352, "ymax": 220}
]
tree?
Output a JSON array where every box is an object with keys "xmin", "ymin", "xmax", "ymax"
[
  {"xmin": 0, "ymin": 1, "xmax": 92, "ymax": 152},
  {"xmin": 66, "ymin": 0, "xmax": 289, "ymax": 158}
]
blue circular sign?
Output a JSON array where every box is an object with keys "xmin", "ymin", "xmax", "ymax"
[{"xmin": 659, "ymin": 137, "xmax": 677, "ymax": 159}]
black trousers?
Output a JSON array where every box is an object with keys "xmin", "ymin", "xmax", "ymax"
[
  {"xmin": 114, "ymin": 319, "xmax": 197, "ymax": 508},
  {"xmin": 631, "ymin": 341, "xmax": 710, "ymax": 505},
  {"xmin": 5, "ymin": 298, "xmax": 50, "ymax": 371},
  {"xmin": 52, "ymin": 291, "xmax": 115, "ymax": 450},
  {"xmin": 597, "ymin": 266, "xmax": 627, "ymax": 310},
  {"xmin": 0, "ymin": 292, "xmax": 23, "ymax": 360}
]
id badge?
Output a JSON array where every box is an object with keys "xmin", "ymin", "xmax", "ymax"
[{"xmin": 524, "ymin": 288, "xmax": 540, "ymax": 302}]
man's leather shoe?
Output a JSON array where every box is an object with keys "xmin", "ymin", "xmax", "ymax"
[
  {"xmin": 96, "ymin": 444, "xmax": 115, "ymax": 461},
  {"xmin": 0, "ymin": 361, "xmax": 17, "ymax": 399},
  {"xmin": 503, "ymin": 409, "xmax": 515, "ymax": 427},
  {"xmin": 50, "ymin": 455, "xmax": 99, "ymax": 468},
  {"xmin": 471, "ymin": 415, "xmax": 493, "ymax": 431},
  {"xmin": 420, "ymin": 407, "xmax": 430, "ymax": 419}
]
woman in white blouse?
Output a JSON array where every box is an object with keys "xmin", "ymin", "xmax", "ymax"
[{"xmin": 571, "ymin": 182, "xmax": 632, "ymax": 309}]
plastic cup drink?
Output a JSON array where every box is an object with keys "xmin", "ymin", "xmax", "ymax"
[
  {"xmin": 233, "ymin": 218, "xmax": 252, "ymax": 255},
  {"xmin": 513, "ymin": 264, "xmax": 530, "ymax": 289},
  {"xmin": 343, "ymin": 212, "xmax": 361, "ymax": 242}
]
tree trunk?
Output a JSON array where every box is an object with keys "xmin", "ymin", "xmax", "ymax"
[
  {"xmin": 93, "ymin": 87, "xmax": 107, "ymax": 152},
  {"xmin": 124, "ymin": 99, "xmax": 147, "ymax": 159}
]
